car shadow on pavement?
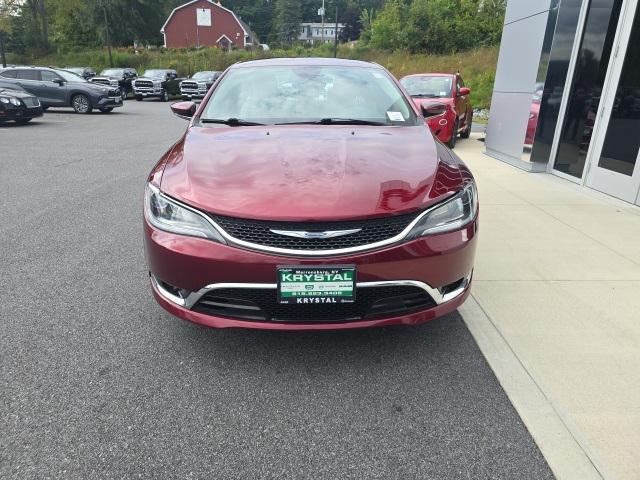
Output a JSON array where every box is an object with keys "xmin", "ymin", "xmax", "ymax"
[
  {"xmin": 43, "ymin": 108, "xmax": 126, "ymax": 115},
  {"xmin": 0, "ymin": 120, "xmax": 47, "ymax": 128},
  {"xmin": 167, "ymin": 311, "xmax": 472, "ymax": 374}
]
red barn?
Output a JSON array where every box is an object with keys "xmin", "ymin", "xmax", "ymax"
[{"xmin": 161, "ymin": 0, "xmax": 256, "ymax": 49}]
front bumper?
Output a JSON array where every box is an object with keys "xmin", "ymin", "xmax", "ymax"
[
  {"xmin": 97, "ymin": 96, "xmax": 123, "ymax": 109},
  {"xmin": 134, "ymin": 87, "xmax": 163, "ymax": 97},
  {"xmin": 0, "ymin": 105, "xmax": 43, "ymax": 121},
  {"xmin": 180, "ymin": 89, "xmax": 207, "ymax": 100},
  {"xmin": 144, "ymin": 217, "xmax": 478, "ymax": 330}
]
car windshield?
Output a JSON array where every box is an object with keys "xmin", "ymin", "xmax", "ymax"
[
  {"xmin": 143, "ymin": 70, "xmax": 167, "ymax": 79},
  {"xmin": 401, "ymin": 76, "xmax": 452, "ymax": 98},
  {"xmin": 56, "ymin": 70, "xmax": 87, "ymax": 83},
  {"xmin": 200, "ymin": 65, "xmax": 418, "ymax": 126},
  {"xmin": 101, "ymin": 69, "xmax": 123, "ymax": 77},
  {"xmin": 192, "ymin": 71, "xmax": 214, "ymax": 80}
]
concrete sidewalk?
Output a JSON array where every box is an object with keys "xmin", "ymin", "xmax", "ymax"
[{"xmin": 455, "ymin": 134, "xmax": 640, "ymax": 480}]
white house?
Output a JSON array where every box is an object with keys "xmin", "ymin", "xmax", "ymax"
[{"xmin": 298, "ymin": 22, "xmax": 345, "ymax": 44}]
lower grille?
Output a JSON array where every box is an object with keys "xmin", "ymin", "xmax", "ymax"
[
  {"xmin": 208, "ymin": 212, "xmax": 420, "ymax": 251},
  {"xmin": 192, "ymin": 286, "xmax": 436, "ymax": 322},
  {"xmin": 22, "ymin": 97, "xmax": 39, "ymax": 107}
]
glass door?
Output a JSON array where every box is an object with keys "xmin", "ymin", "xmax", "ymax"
[{"xmin": 585, "ymin": 0, "xmax": 640, "ymax": 204}]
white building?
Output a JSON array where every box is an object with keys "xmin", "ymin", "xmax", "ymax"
[
  {"xmin": 298, "ymin": 22, "xmax": 345, "ymax": 44},
  {"xmin": 486, "ymin": 0, "xmax": 640, "ymax": 206}
]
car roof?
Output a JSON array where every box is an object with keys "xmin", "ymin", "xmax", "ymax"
[{"xmin": 233, "ymin": 57, "xmax": 377, "ymax": 69}]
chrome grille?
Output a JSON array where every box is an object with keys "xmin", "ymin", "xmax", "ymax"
[
  {"xmin": 181, "ymin": 81, "xmax": 198, "ymax": 90},
  {"xmin": 91, "ymin": 78, "xmax": 110, "ymax": 86},
  {"xmin": 22, "ymin": 97, "xmax": 40, "ymax": 107},
  {"xmin": 207, "ymin": 212, "xmax": 420, "ymax": 251},
  {"xmin": 135, "ymin": 80, "xmax": 154, "ymax": 89}
]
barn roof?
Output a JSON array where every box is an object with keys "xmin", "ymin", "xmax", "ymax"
[{"xmin": 160, "ymin": 0, "xmax": 249, "ymax": 42}]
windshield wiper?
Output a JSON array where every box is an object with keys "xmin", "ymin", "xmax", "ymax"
[
  {"xmin": 277, "ymin": 118, "xmax": 386, "ymax": 126},
  {"xmin": 200, "ymin": 118, "xmax": 264, "ymax": 126},
  {"xmin": 411, "ymin": 93, "xmax": 439, "ymax": 98}
]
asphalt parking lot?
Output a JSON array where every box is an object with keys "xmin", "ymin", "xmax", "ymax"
[{"xmin": 1, "ymin": 102, "xmax": 553, "ymax": 479}]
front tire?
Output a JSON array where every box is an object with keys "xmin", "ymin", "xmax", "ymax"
[
  {"xmin": 71, "ymin": 94, "xmax": 92, "ymax": 114},
  {"xmin": 447, "ymin": 120, "xmax": 458, "ymax": 148},
  {"xmin": 121, "ymin": 89, "xmax": 127, "ymax": 101},
  {"xmin": 160, "ymin": 89, "xmax": 169, "ymax": 102},
  {"xmin": 15, "ymin": 118, "xmax": 32, "ymax": 124},
  {"xmin": 460, "ymin": 113, "xmax": 472, "ymax": 139},
  {"xmin": 135, "ymin": 95, "xmax": 143, "ymax": 101}
]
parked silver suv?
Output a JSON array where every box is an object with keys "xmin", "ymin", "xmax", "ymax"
[{"xmin": 0, "ymin": 67, "xmax": 123, "ymax": 113}]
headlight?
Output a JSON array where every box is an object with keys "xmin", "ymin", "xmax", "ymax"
[
  {"xmin": 406, "ymin": 182, "xmax": 478, "ymax": 238},
  {"xmin": 0, "ymin": 97, "xmax": 20, "ymax": 106},
  {"xmin": 144, "ymin": 184, "xmax": 226, "ymax": 243}
]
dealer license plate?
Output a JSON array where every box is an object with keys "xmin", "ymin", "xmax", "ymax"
[{"xmin": 277, "ymin": 266, "xmax": 356, "ymax": 305}]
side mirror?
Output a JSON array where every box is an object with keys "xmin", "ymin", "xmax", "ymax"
[
  {"xmin": 171, "ymin": 101, "xmax": 196, "ymax": 120},
  {"xmin": 421, "ymin": 103, "xmax": 448, "ymax": 117},
  {"xmin": 459, "ymin": 87, "xmax": 471, "ymax": 96},
  {"xmin": 53, "ymin": 78, "xmax": 65, "ymax": 86}
]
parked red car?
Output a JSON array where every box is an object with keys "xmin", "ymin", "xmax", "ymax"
[
  {"xmin": 144, "ymin": 58, "xmax": 478, "ymax": 331},
  {"xmin": 400, "ymin": 73, "xmax": 473, "ymax": 148},
  {"xmin": 525, "ymin": 101, "xmax": 540, "ymax": 145}
]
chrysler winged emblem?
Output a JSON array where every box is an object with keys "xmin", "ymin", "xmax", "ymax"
[{"xmin": 269, "ymin": 229, "xmax": 361, "ymax": 239}]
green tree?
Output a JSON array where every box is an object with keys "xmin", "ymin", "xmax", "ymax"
[
  {"xmin": 340, "ymin": 1, "xmax": 362, "ymax": 42},
  {"xmin": 272, "ymin": 0, "xmax": 302, "ymax": 45},
  {"xmin": 366, "ymin": 0, "xmax": 406, "ymax": 50}
]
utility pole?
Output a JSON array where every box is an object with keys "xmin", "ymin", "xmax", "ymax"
[
  {"xmin": 333, "ymin": 5, "xmax": 338, "ymax": 58},
  {"xmin": 102, "ymin": 2, "xmax": 113, "ymax": 67},
  {"xmin": 0, "ymin": 31, "xmax": 6, "ymax": 68},
  {"xmin": 319, "ymin": 0, "xmax": 325, "ymax": 44}
]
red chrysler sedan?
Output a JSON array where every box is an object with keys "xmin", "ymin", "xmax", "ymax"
[
  {"xmin": 400, "ymin": 73, "xmax": 473, "ymax": 148},
  {"xmin": 144, "ymin": 58, "xmax": 478, "ymax": 331}
]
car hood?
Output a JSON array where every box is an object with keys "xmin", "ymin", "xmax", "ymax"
[
  {"xmin": 411, "ymin": 97, "xmax": 455, "ymax": 109},
  {"xmin": 84, "ymin": 82, "xmax": 111, "ymax": 92},
  {"xmin": 159, "ymin": 125, "xmax": 467, "ymax": 221},
  {"xmin": 92, "ymin": 75, "xmax": 121, "ymax": 81}
]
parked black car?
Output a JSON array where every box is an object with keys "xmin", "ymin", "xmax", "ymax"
[
  {"xmin": 0, "ymin": 67, "xmax": 123, "ymax": 114},
  {"xmin": 65, "ymin": 67, "xmax": 96, "ymax": 80},
  {"xmin": 179, "ymin": 71, "xmax": 222, "ymax": 100},
  {"xmin": 90, "ymin": 68, "xmax": 138, "ymax": 100},
  {"xmin": 0, "ymin": 86, "xmax": 43, "ymax": 124},
  {"xmin": 133, "ymin": 69, "xmax": 183, "ymax": 102}
]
